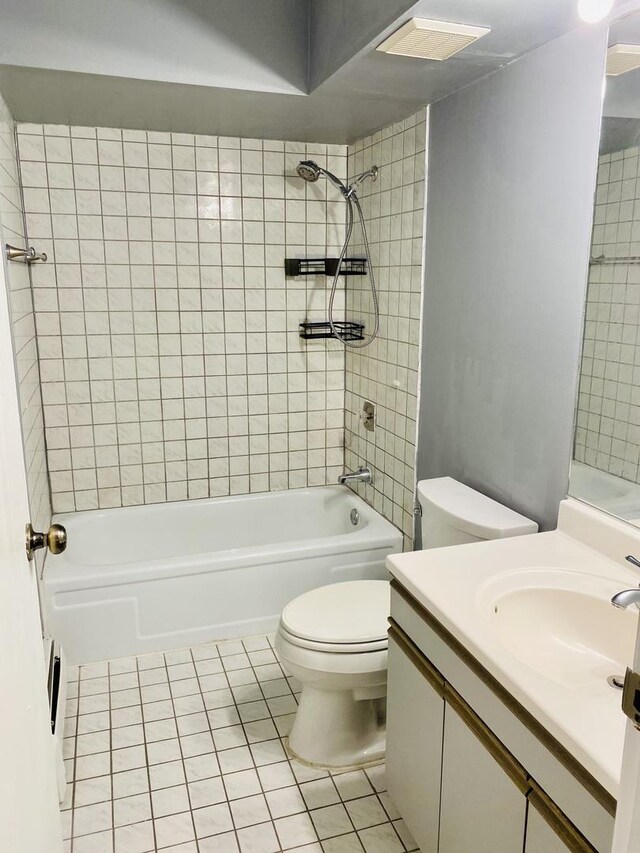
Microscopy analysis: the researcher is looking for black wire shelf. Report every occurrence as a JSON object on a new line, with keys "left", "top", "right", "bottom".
{"left": 285, "top": 258, "right": 368, "bottom": 277}
{"left": 299, "top": 321, "right": 365, "bottom": 341}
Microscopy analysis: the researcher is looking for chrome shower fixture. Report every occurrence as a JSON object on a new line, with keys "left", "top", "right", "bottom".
{"left": 296, "top": 159, "right": 380, "bottom": 348}
{"left": 296, "top": 160, "right": 378, "bottom": 198}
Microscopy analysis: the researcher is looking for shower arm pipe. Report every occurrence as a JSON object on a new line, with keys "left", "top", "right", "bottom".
{"left": 345, "top": 166, "right": 379, "bottom": 197}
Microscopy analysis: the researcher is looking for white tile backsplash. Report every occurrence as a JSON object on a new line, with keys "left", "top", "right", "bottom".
{"left": 344, "top": 111, "right": 427, "bottom": 547}
{"left": 18, "top": 123, "right": 348, "bottom": 511}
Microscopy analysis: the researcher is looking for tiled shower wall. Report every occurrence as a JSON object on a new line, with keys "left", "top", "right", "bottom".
{"left": 17, "top": 124, "right": 347, "bottom": 511}
{"left": 575, "top": 146, "right": 640, "bottom": 483}
{"left": 0, "top": 96, "right": 50, "bottom": 534}
{"left": 344, "top": 110, "right": 427, "bottom": 546}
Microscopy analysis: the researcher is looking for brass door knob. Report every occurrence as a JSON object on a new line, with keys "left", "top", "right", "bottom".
{"left": 25, "top": 522, "right": 67, "bottom": 561}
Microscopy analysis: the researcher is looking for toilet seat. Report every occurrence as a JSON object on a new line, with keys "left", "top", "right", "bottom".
{"left": 279, "top": 580, "right": 389, "bottom": 653}
{"left": 278, "top": 624, "right": 388, "bottom": 654}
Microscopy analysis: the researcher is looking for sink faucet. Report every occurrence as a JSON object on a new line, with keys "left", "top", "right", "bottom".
{"left": 338, "top": 466, "right": 372, "bottom": 486}
{"left": 611, "top": 555, "right": 640, "bottom": 609}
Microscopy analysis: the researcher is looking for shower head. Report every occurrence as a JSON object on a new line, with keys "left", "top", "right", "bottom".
{"left": 296, "top": 159, "right": 379, "bottom": 200}
{"left": 296, "top": 160, "right": 322, "bottom": 182}
{"left": 296, "top": 160, "right": 349, "bottom": 196}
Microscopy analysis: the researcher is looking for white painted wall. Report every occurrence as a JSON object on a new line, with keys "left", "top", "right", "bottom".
{"left": 417, "top": 24, "right": 608, "bottom": 531}
{"left": 0, "top": 0, "right": 308, "bottom": 95}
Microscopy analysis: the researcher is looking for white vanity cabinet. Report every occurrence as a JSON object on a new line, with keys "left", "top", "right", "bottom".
{"left": 524, "top": 785, "right": 597, "bottom": 853}
{"left": 387, "top": 580, "right": 614, "bottom": 853}
{"left": 387, "top": 631, "right": 444, "bottom": 853}
{"left": 439, "top": 696, "right": 528, "bottom": 853}
{"left": 525, "top": 806, "right": 574, "bottom": 853}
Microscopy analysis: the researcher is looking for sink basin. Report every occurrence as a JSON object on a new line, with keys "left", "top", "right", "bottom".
{"left": 482, "top": 569, "right": 638, "bottom": 690}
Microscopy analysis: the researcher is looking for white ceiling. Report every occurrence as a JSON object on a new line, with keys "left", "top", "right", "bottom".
{"left": 0, "top": 0, "right": 628, "bottom": 142}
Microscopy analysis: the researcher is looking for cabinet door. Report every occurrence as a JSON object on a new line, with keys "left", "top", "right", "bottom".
{"left": 439, "top": 693, "right": 528, "bottom": 853}
{"left": 525, "top": 786, "right": 599, "bottom": 853}
{"left": 525, "top": 808, "right": 576, "bottom": 853}
{"left": 387, "top": 627, "right": 445, "bottom": 853}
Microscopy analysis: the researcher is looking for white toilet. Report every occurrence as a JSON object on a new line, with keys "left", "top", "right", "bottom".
{"left": 275, "top": 477, "right": 538, "bottom": 769}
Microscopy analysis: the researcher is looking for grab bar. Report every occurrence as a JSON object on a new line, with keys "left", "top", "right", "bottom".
{"left": 5, "top": 244, "right": 47, "bottom": 263}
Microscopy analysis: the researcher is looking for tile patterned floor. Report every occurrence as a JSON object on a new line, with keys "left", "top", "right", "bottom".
{"left": 61, "top": 634, "right": 419, "bottom": 853}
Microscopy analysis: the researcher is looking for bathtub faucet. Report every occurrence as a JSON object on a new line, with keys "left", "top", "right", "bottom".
{"left": 338, "top": 466, "right": 372, "bottom": 486}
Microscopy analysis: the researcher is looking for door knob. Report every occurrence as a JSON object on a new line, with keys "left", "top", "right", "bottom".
{"left": 25, "top": 523, "right": 67, "bottom": 561}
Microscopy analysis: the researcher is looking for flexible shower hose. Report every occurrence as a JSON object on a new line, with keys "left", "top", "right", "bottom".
{"left": 328, "top": 192, "right": 379, "bottom": 348}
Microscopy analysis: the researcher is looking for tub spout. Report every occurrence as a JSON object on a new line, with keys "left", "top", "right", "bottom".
{"left": 338, "top": 466, "right": 372, "bottom": 486}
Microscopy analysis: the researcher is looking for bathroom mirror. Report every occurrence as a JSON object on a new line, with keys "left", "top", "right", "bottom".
{"left": 570, "top": 10, "right": 640, "bottom": 525}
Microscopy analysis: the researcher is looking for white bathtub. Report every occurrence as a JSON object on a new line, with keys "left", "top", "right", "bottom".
{"left": 43, "top": 486, "right": 402, "bottom": 664}
{"left": 570, "top": 460, "right": 640, "bottom": 523}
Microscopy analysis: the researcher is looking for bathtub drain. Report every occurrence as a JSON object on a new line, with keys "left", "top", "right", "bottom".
{"left": 350, "top": 508, "right": 360, "bottom": 526}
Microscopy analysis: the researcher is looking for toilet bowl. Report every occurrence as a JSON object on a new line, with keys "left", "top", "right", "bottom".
{"left": 276, "top": 477, "right": 539, "bottom": 770}
{"left": 275, "top": 580, "right": 389, "bottom": 770}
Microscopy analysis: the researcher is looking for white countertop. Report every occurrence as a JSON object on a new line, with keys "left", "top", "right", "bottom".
{"left": 387, "top": 519, "right": 640, "bottom": 798}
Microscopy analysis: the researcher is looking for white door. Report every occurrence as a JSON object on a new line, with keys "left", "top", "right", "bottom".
{"left": 0, "top": 256, "right": 63, "bottom": 850}
{"left": 612, "top": 622, "right": 640, "bottom": 851}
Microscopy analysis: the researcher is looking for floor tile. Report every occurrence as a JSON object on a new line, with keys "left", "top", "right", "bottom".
{"left": 345, "top": 796, "right": 388, "bottom": 830}
{"left": 310, "top": 804, "right": 353, "bottom": 840}
{"left": 113, "top": 767, "right": 150, "bottom": 799}
{"left": 150, "top": 760, "right": 187, "bottom": 791}
{"left": 73, "top": 801, "right": 113, "bottom": 837}
{"left": 333, "top": 772, "right": 373, "bottom": 802}
{"left": 229, "top": 793, "right": 270, "bottom": 828}
{"left": 358, "top": 823, "right": 404, "bottom": 853}
{"left": 235, "top": 821, "right": 280, "bottom": 853}
{"left": 72, "top": 829, "right": 115, "bottom": 853}
{"left": 198, "top": 830, "right": 240, "bottom": 852}
{"left": 74, "top": 775, "right": 112, "bottom": 807}
{"left": 300, "top": 779, "right": 340, "bottom": 810}
{"left": 188, "top": 776, "right": 227, "bottom": 808}
{"left": 192, "top": 802, "right": 234, "bottom": 838}
{"left": 321, "top": 833, "right": 365, "bottom": 852}
{"left": 274, "top": 812, "right": 318, "bottom": 848}
{"left": 152, "top": 784, "right": 191, "bottom": 818}
{"left": 63, "top": 634, "right": 411, "bottom": 853}
{"left": 114, "top": 819, "right": 155, "bottom": 853}
{"left": 154, "top": 811, "right": 196, "bottom": 848}
{"left": 265, "top": 785, "right": 306, "bottom": 818}
{"left": 113, "top": 792, "right": 153, "bottom": 828}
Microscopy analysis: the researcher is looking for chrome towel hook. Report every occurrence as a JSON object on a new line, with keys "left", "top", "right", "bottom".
{"left": 5, "top": 244, "right": 47, "bottom": 263}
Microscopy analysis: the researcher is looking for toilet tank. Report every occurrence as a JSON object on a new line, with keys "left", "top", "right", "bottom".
{"left": 417, "top": 477, "right": 538, "bottom": 549}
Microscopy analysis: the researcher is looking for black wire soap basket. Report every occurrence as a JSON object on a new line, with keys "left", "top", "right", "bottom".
{"left": 285, "top": 258, "right": 368, "bottom": 277}
{"left": 299, "top": 321, "right": 365, "bottom": 341}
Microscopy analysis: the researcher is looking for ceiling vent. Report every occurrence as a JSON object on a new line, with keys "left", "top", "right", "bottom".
{"left": 376, "top": 17, "right": 491, "bottom": 61}
{"left": 606, "top": 44, "right": 640, "bottom": 76}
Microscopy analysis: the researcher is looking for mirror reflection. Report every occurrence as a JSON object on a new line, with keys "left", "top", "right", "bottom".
{"left": 571, "top": 11, "right": 640, "bottom": 525}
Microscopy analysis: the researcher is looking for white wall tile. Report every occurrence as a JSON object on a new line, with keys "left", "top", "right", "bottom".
{"left": 19, "top": 123, "right": 348, "bottom": 510}
{"left": 344, "top": 110, "right": 427, "bottom": 548}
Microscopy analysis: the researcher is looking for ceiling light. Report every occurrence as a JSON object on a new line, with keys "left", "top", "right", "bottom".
{"left": 577, "top": 0, "right": 615, "bottom": 24}
{"left": 376, "top": 18, "right": 491, "bottom": 62}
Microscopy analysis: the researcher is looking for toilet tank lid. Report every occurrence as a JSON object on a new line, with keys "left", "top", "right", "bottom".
{"left": 417, "top": 477, "right": 538, "bottom": 539}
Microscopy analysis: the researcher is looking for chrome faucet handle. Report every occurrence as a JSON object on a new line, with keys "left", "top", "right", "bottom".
{"left": 626, "top": 555, "right": 640, "bottom": 570}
